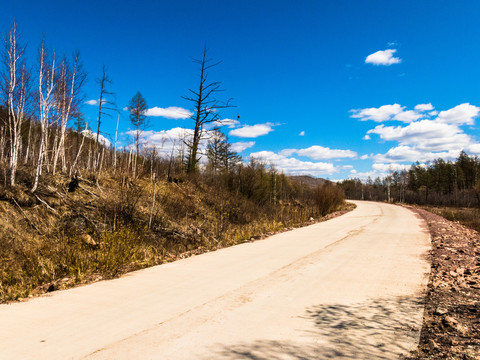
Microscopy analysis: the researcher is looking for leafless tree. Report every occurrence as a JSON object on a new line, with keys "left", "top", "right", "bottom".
{"left": 93, "top": 65, "right": 115, "bottom": 171}
{"left": 182, "top": 44, "right": 233, "bottom": 174}
{"left": 113, "top": 111, "right": 120, "bottom": 173}
{"left": 69, "top": 121, "right": 88, "bottom": 177}
{"left": 1, "top": 22, "right": 30, "bottom": 185}
{"left": 31, "top": 39, "right": 56, "bottom": 193}
{"left": 51, "top": 52, "right": 86, "bottom": 175}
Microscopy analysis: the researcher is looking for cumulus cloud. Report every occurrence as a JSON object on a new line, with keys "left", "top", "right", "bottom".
{"left": 350, "top": 104, "right": 404, "bottom": 122}
{"left": 287, "top": 145, "right": 357, "bottom": 160}
{"left": 373, "top": 146, "right": 461, "bottom": 163}
{"left": 367, "top": 120, "right": 471, "bottom": 152}
{"left": 469, "top": 143, "right": 480, "bottom": 154}
{"left": 372, "top": 162, "right": 414, "bottom": 173}
{"left": 231, "top": 141, "right": 255, "bottom": 152}
{"left": 393, "top": 110, "right": 423, "bottom": 123}
{"left": 353, "top": 102, "right": 480, "bottom": 177}
{"left": 249, "top": 151, "right": 336, "bottom": 176}
{"left": 81, "top": 130, "right": 111, "bottom": 147}
{"left": 414, "top": 103, "right": 434, "bottom": 112}
{"left": 365, "top": 49, "right": 401, "bottom": 66}
{"left": 436, "top": 103, "right": 480, "bottom": 125}
{"left": 209, "top": 118, "right": 240, "bottom": 129}
{"left": 124, "top": 127, "right": 198, "bottom": 157}
{"left": 299, "top": 131, "right": 305, "bottom": 136}
{"left": 145, "top": 106, "right": 193, "bottom": 119}
{"left": 363, "top": 134, "right": 371, "bottom": 140}
{"left": 279, "top": 149, "right": 297, "bottom": 157}
{"left": 85, "top": 99, "right": 107, "bottom": 106}
{"left": 229, "top": 123, "right": 274, "bottom": 138}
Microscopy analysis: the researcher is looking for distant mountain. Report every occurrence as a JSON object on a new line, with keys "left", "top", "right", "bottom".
{"left": 289, "top": 175, "right": 327, "bottom": 189}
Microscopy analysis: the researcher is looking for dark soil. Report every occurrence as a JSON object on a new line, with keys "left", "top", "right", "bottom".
{"left": 406, "top": 207, "right": 480, "bottom": 360}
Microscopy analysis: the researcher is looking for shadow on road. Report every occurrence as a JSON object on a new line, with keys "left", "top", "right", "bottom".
{"left": 207, "top": 296, "right": 424, "bottom": 359}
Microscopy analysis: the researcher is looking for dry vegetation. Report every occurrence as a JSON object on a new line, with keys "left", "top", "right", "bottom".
{"left": 421, "top": 206, "right": 480, "bottom": 233}
{"left": 0, "top": 170, "right": 347, "bottom": 303}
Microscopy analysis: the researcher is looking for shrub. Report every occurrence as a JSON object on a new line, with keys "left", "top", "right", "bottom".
{"left": 314, "top": 182, "right": 345, "bottom": 216}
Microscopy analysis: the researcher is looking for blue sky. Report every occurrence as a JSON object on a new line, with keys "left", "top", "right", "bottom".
{"left": 3, "top": 0, "right": 480, "bottom": 180}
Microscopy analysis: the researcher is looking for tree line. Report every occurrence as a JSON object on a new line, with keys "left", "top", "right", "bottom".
{"left": 339, "top": 151, "right": 480, "bottom": 207}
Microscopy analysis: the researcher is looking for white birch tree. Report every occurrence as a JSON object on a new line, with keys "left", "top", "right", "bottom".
{"left": 51, "top": 52, "right": 86, "bottom": 175}
{"left": 1, "top": 22, "right": 29, "bottom": 186}
{"left": 31, "top": 39, "right": 56, "bottom": 192}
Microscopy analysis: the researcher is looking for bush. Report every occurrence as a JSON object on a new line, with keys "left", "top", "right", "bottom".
{"left": 314, "top": 182, "right": 345, "bottom": 216}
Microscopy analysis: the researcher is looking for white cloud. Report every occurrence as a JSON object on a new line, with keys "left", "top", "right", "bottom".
{"left": 125, "top": 127, "right": 196, "bottom": 157}
{"left": 360, "top": 154, "right": 369, "bottom": 160}
{"left": 373, "top": 146, "right": 461, "bottom": 163}
{"left": 436, "top": 103, "right": 480, "bottom": 125}
{"left": 293, "top": 145, "right": 357, "bottom": 160}
{"left": 365, "top": 49, "right": 401, "bottom": 66}
{"left": 279, "top": 149, "right": 297, "bottom": 157}
{"left": 414, "top": 103, "right": 434, "bottom": 112}
{"left": 299, "top": 131, "right": 305, "bottom": 136}
{"left": 209, "top": 118, "right": 240, "bottom": 129}
{"left": 146, "top": 106, "right": 193, "bottom": 119}
{"left": 229, "top": 123, "right": 274, "bottom": 138}
{"left": 231, "top": 141, "right": 255, "bottom": 152}
{"left": 363, "top": 134, "right": 371, "bottom": 140}
{"left": 393, "top": 110, "right": 423, "bottom": 123}
{"left": 357, "top": 102, "right": 480, "bottom": 166}
{"left": 350, "top": 104, "right": 404, "bottom": 122}
{"left": 249, "top": 151, "right": 336, "bottom": 176}
{"left": 367, "top": 120, "right": 471, "bottom": 152}
{"left": 348, "top": 170, "right": 383, "bottom": 180}
{"left": 351, "top": 103, "right": 431, "bottom": 123}
{"left": 85, "top": 99, "right": 107, "bottom": 106}
{"left": 469, "top": 143, "right": 480, "bottom": 154}
{"left": 81, "top": 130, "right": 111, "bottom": 147}
{"left": 372, "top": 162, "right": 412, "bottom": 173}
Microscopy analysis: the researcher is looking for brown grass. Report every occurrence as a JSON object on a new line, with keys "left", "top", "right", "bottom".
{"left": 422, "top": 206, "right": 480, "bottom": 232}
{"left": 0, "top": 173, "right": 347, "bottom": 303}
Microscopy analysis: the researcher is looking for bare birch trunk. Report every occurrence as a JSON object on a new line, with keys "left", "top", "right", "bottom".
{"left": 31, "top": 41, "right": 55, "bottom": 193}
{"left": 113, "top": 112, "right": 119, "bottom": 173}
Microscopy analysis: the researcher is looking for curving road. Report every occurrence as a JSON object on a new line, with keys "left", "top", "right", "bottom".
{"left": 0, "top": 201, "right": 431, "bottom": 359}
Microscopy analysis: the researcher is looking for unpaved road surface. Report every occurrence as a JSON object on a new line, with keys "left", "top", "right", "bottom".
{"left": 0, "top": 201, "right": 430, "bottom": 359}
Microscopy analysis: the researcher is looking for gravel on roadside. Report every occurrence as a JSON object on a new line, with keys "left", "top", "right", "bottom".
{"left": 405, "top": 207, "right": 480, "bottom": 360}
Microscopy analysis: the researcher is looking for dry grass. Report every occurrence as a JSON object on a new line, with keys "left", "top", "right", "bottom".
{"left": 422, "top": 206, "right": 480, "bottom": 232}
{"left": 0, "top": 172, "right": 347, "bottom": 303}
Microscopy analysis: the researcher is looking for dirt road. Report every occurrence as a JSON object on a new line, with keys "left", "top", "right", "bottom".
{"left": 0, "top": 201, "right": 430, "bottom": 359}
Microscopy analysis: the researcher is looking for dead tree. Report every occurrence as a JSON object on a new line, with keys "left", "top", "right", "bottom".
{"left": 127, "top": 91, "right": 147, "bottom": 177}
{"left": 93, "top": 65, "right": 114, "bottom": 171}
{"left": 113, "top": 111, "right": 120, "bottom": 173}
{"left": 182, "top": 44, "right": 233, "bottom": 174}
